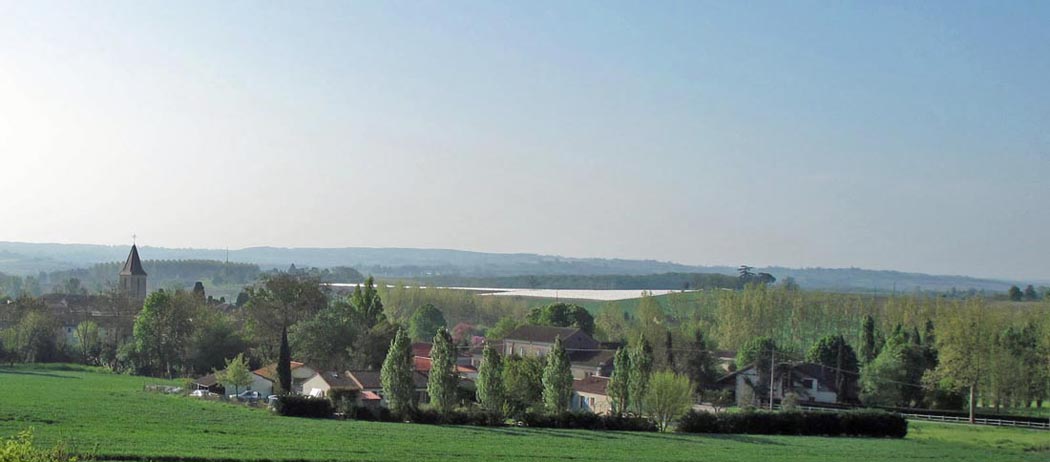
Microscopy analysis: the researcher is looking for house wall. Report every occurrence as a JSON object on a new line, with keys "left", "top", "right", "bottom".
{"left": 570, "top": 392, "right": 612, "bottom": 415}
{"left": 224, "top": 374, "right": 273, "bottom": 397}
{"left": 301, "top": 374, "right": 332, "bottom": 398}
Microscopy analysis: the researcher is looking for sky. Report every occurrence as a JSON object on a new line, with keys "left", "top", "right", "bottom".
{"left": 1, "top": 1, "right": 1048, "bottom": 280}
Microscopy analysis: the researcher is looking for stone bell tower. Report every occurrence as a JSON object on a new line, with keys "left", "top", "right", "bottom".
{"left": 119, "top": 244, "right": 148, "bottom": 302}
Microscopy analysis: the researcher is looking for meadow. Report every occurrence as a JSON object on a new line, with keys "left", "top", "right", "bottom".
{"left": 1, "top": 364, "right": 1047, "bottom": 462}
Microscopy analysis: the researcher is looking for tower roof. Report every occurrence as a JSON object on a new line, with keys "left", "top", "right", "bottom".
{"left": 120, "top": 244, "right": 147, "bottom": 276}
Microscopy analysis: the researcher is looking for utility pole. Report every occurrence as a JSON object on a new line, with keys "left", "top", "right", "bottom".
{"left": 769, "top": 347, "right": 776, "bottom": 410}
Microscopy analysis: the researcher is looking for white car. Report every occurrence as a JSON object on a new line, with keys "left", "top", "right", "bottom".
{"left": 229, "top": 390, "right": 262, "bottom": 401}
{"left": 189, "top": 389, "right": 216, "bottom": 398}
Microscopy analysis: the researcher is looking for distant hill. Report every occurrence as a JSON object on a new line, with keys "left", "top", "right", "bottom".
{"left": 0, "top": 241, "right": 1030, "bottom": 293}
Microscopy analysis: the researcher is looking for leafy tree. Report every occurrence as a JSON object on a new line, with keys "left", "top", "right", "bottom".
{"left": 381, "top": 328, "right": 415, "bottom": 415}
{"left": 243, "top": 272, "right": 328, "bottom": 361}
{"left": 930, "top": 299, "right": 991, "bottom": 423}
{"left": 628, "top": 334, "right": 654, "bottom": 414}
{"left": 131, "top": 290, "right": 198, "bottom": 377}
{"left": 502, "top": 355, "right": 543, "bottom": 415}
{"left": 216, "top": 353, "right": 253, "bottom": 395}
{"left": 289, "top": 300, "right": 357, "bottom": 371}
{"left": 234, "top": 291, "right": 249, "bottom": 307}
{"left": 427, "top": 328, "right": 459, "bottom": 412}
{"left": 645, "top": 371, "right": 694, "bottom": 432}
{"left": 806, "top": 335, "right": 859, "bottom": 402}
{"left": 187, "top": 312, "right": 246, "bottom": 375}
{"left": 350, "top": 320, "right": 399, "bottom": 370}
{"left": 1008, "top": 285, "right": 1023, "bottom": 302}
{"left": 607, "top": 347, "right": 631, "bottom": 416}
{"left": 408, "top": 304, "right": 447, "bottom": 341}
{"left": 73, "top": 321, "right": 102, "bottom": 365}
{"left": 351, "top": 276, "right": 385, "bottom": 328}
{"left": 594, "top": 306, "right": 629, "bottom": 342}
{"left": 475, "top": 343, "right": 505, "bottom": 412}
{"left": 541, "top": 337, "right": 573, "bottom": 413}
{"left": 277, "top": 326, "right": 291, "bottom": 394}
{"left": 2, "top": 309, "right": 60, "bottom": 364}
{"left": 526, "top": 303, "right": 595, "bottom": 336}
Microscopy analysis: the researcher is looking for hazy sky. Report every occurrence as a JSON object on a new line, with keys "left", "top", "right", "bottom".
{"left": 1, "top": 1, "right": 1048, "bottom": 280}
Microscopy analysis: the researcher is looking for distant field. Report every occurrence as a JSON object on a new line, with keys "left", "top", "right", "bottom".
{"left": 1, "top": 365, "right": 1047, "bottom": 462}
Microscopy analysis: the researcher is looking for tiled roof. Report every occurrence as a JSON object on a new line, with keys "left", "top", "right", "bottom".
{"left": 316, "top": 370, "right": 357, "bottom": 388}
{"left": 253, "top": 361, "right": 306, "bottom": 381}
{"left": 504, "top": 325, "right": 581, "bottom": 343}
{"left": 347, "top": 370, "right": 428, "bottom": 389}
{"left": 194, "top": 373, "right": 219, "bottom": 387}
{"left": 411, "top": 342, "right": 433, "bottom": 358}
{"left": 573, "top": 376, "right": 610, "bottom": 396}
{"left": 568, "top": 349, "right": 615, "bottom": 368}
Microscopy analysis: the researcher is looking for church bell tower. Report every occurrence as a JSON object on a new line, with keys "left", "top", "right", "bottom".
{"left": 119, "top": 244, "right": 148, "bottom": 301}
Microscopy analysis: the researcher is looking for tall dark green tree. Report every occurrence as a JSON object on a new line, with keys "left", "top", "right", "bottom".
{"left": 681, "top": 330, "right": 718, "bottom": 391}
{"left": 628, "top": 334, "right": 654, "bottom": 414}
{"left": 381, "top": 328, "right": 415, "bottom": 415}
{"left": 1008, "top": 285, "right": 1023, "bottom": 302}
{"left": 806, "top": 335, "right": 859, "bottom": 402}
{"left": 277, "top": 325, "right": 291, "bottom": 394}
{"left": 427, "top": 328, "right": 459, "bottom": 412}
{"left": 502, "top": 355, "right": 543, "bottom": 415}
{"left": 608, "top": 347, "right": 631, "bottom": 416}
{"left": 1023, "top": 285, "right": 1038, "bottom": 301}
{"left": 475, "top": 343, "right": 505, "bottom": 412}
{"left": 541, "top": 337, "right": 573, "bottom": 413}
{"left": 860, "top": 315, "right": 878, "bottom": 364}
{"left": 664, "top": 330, "right": 675, "bottom": 372}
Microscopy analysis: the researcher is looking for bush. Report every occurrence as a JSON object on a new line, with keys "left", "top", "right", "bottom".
{"left": 519, "top": 411, "right": 657, "bottom": 432}
{"left": 0, "top": 429, "right": 83, "bottom": 462}
{"left": 400, "top": 407, "right": 505, "bottom": 427}
{"left": 272, "top": 395, "right": 333, "bottom": 419}
{"left": 677, "top": 410, "right": 906, "bottom": 438}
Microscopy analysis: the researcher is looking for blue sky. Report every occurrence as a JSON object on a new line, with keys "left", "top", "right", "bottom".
{"left": 0, "top": 1, "right": 1047, "bottom": 280}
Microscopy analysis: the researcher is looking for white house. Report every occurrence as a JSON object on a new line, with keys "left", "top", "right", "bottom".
{"left": 570, "top": 375, "right": 613, "bottom": 415}
{"left": 718, "top": 362, "right": 841, "bottom": 406}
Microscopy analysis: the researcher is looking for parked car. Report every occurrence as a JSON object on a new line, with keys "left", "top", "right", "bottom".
{"left": 229, "top": 390, "right": 261, "bottom": 401}
{"left": 189, "top": 389, "right": 217, "bottom": 398}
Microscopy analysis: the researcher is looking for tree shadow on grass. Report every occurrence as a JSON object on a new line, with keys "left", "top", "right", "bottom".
{"left": 0, "top": 369, "right": 78, "bottom": 379}
{"left": 460, "top": 426, "right": 624, "bottom": 442}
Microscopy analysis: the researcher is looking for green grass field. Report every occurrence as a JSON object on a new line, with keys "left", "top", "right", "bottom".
{"left": 1, "top": 364, "right": 1047, "bottom": 462}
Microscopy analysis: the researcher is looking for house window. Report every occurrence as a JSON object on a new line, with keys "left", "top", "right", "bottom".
{"left": 802, "top": 378, "right": 815, "bottom": 390}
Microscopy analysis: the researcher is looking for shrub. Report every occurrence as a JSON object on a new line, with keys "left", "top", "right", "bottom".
{"left": 0, "top": 429, "right": 83, "bottom": 462}
{"left": 272, "top": 395, "right": 333, "bottom": 418}
{"left": 519, "top": 411, "right": 656, "bottom": 432}
{"left": 400, "top": 407, "right": 505, "bottom": 427}
{"left": 677, "top": 410, "right": 906, "bottom": 438}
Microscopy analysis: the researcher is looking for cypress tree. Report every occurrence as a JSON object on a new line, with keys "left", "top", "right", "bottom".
{"left": 628, "top": 334, "right": 654, "bottom": 414}
{"left": 277, "top": 325, "right": 292, "bottom": 394}
{"left": 664, "top": 330, "right": 675, "bottom": 372}
{"left": 608, "top": 347, "right": 631, "bottom": 416}
{"left": 475, "top": 343, "right": 505, "bottom": 412}
{"left": 860, "top": 315, "right": 877, "bottom": 364}
{"left": 427, "top": 327, "right": 459, "bottom": 413}
{"left": 381, "top": 328, "right": 415, "bottom": 415}
{"left": 541, "top": 337, "right": 573, "bottom": 413}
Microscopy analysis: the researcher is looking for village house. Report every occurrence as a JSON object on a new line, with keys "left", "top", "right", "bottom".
{"left": 717, "top": 362, "right": 843, "bottom": 406}
{"left": 570, "top": 375, "right": 613, "bottom": 415}
{"left": 344, "top": 370, "right": 430, "bottom": 407}
{"left": 500, "top": 325, "right": 615, "bottom": 378}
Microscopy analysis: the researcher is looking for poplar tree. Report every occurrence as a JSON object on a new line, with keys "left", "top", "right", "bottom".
{"left": 427, "top": 328, "right": 459, "bottom": 412}
{"left": 475, "top": 343, "right": 505, "bottom": 412}
{"left": 629, "top": 334, "right": 654, "bottom": 414}
{"left": 541, "top": 337, "right": 573, "bottom": 413}
{"left": 381, "top": 328, "right": 415, "bottom": 415}
{"left": 608, "top": 347, "right": 631, "bottom": 416}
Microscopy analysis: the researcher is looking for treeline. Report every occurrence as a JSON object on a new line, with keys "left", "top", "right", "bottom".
{"left": 0, "top": 260, "right": 262, "bottom": 297}
{"left": 409, "top": 272, "right": 742, "bottom": 290}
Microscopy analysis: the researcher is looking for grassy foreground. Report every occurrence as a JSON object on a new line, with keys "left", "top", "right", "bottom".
{"left": 0, "top": 365, "right": 1047, "bottom": 462}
